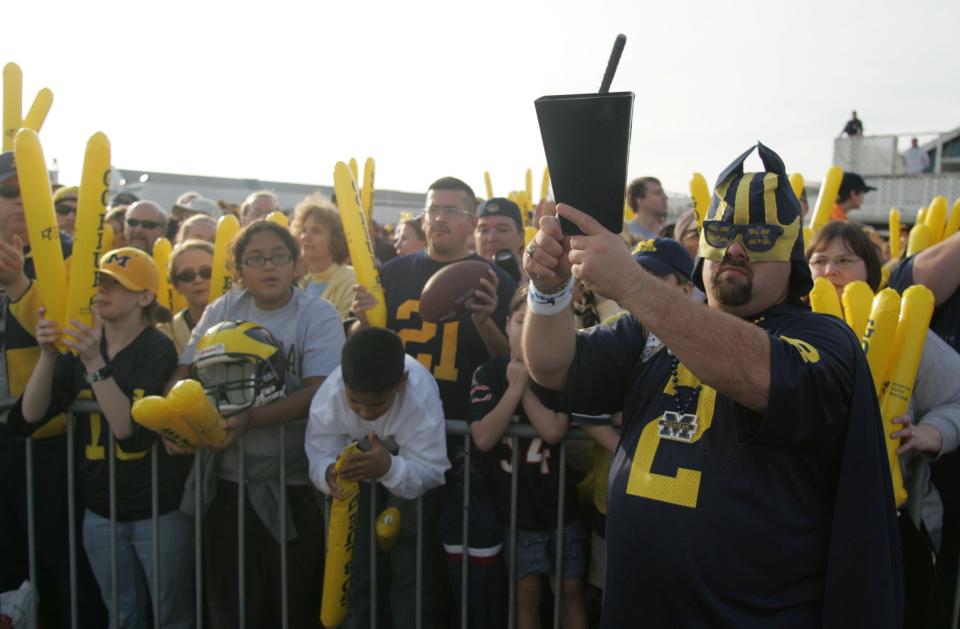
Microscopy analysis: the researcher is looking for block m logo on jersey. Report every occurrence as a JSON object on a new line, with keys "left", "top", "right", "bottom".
{"left": 657, "top": 411, "right": 698, "bottom": 443}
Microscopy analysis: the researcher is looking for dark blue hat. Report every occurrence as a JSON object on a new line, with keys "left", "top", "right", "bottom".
{"left": 477, "top": 197, "right": 523, "bottom": 232}
{"left": 0, "top": 152, "right": 16, "bottom": 182}
{"left": 632, "top": 238, "right": 693, "bottom": 281}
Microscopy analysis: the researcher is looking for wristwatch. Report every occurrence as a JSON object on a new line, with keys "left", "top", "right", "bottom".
{"left": 85, "top": 364, "right": 113, "bottom": 384}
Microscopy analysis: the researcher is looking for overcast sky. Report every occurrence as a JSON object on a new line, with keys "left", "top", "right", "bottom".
{"left": 5, "top": 0, "right": 959, "bottom": 202}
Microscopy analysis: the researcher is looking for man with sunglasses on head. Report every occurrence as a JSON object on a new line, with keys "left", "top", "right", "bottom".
{"left": 522, "top": 143, "right": 901, "bottom": 627}
{"left": 125, "top": 200, "right": 169, "bottom": 254}
{"left": 0, "top": 152, "right": 107, "bottom": 627}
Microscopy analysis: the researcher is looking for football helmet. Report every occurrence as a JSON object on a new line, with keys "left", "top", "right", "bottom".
{"left": 189, "top": 320, "right": 286, "bottom": 416}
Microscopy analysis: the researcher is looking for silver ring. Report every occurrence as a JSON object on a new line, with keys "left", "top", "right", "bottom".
{"left": 525, "top": 241, "right": 538, "bottom": 257}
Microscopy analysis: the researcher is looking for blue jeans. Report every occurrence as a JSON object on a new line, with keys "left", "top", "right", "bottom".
{"left": 83, "top": 509, "right": 194, "bottom": 629}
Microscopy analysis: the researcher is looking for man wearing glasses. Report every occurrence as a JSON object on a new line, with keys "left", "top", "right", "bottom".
{"left": 125, "top": 200, "right": 169, "bottom": 254}
{"left": 52, "top": 185, "right": 79, "bottom": 237}
{"left": 522, "top": 144, "right": 901, "bottom": 627}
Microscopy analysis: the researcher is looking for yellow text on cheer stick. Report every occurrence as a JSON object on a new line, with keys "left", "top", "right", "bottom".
{"left": 879, "top": 285, "right": 935, "bottom": 508}
{"left": 689, "top": 173, "right": 710, "bottom": 229}
{"left": 208, "top": 215, "right": 240, "bottom": 303}
{"left": 3, "top": 63, "right": 23, "bottom": 152}
{"left": 862, "top": 288, "right": 901, "bottom": 395}
{"left": 841, "top": 280, "right": 874, "bottom": 341}
{"left": 15, "top": 129, "right": 67, "bottom": 349}
{"left": 63, "top": 132, "right": 111, "bottom": 348}
{"left": 808, "top": 277, "right": 843, "bottom": 319}
{"left": 808, "top": 165, "right": 843, "bottom": 233}
{"left": 321, "top": 442, "right": 362, "bottom": 627}
{"left": 362, "top": 157, "right": 376, "bottom": 224}
{"left": 335, "top": 161, "right": 386, "bottom": 327}
{"left": 22, "top": 88, "right": 53, "bottom": 133}
{"left": 888, "top": 209, "right": 901, "bottom": 260}
{"left": 925, "top": 195, "right": 948, "bottom": 244}
{"left": 152, "top": 238, "right": 174, "bottom": 312}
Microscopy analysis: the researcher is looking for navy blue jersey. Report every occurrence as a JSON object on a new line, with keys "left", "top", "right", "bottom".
{"left": 889, "top": 256, "right": 960, "bottom": 352}
{"left": 469, "top": 355, "right": 578, "bottom": 531}
{"left": 561, "top": 304, "right": 901, "bottom": 628}
{"left": 380, "top": 250, "right": 516, "bottom": 422}
{"left": 8, "top": 327, "right": 190, "bottom": 521}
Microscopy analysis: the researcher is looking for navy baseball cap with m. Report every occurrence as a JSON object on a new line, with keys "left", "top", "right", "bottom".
{"left": 0, "top": 151, "right": 17, "bottom": 182}
{"left": 476, "top": 197, "right": 523, "bottom": 232}
{"left": 632, "top": 238, "right": 693, "bottom": 281}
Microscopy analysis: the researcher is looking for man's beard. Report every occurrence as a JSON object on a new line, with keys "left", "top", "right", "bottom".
{"left": 711, "top": 257, "right": 753, "bottom": 307}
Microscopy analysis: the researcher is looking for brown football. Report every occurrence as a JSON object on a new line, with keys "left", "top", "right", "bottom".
{"left": 420, "top": 260, "right": 491, "bottom": 323}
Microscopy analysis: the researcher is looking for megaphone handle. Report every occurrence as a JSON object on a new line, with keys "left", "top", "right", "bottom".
{"left": 599, "top": 34, "right": 627, "bottom": 94}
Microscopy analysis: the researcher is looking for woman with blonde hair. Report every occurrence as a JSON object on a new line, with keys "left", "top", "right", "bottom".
{"left": 158, "top": 239, "right": 215, "bottom": 354}
{"left": 290, "top": 193, "right": 356, "bottom": 319}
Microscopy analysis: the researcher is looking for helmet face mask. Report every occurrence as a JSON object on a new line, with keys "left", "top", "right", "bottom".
{"left": 189, "top": 321, "right": 286, "bottom": 416}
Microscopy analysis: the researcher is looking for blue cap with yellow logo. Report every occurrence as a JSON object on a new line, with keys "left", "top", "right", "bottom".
{"left": 632, "top": 238, "right": 693, "bottom": 281}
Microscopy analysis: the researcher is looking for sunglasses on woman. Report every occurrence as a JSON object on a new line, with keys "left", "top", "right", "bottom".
{"left": 173, "top": 267, "right": 213, "bottom": 283}
{"left": 0, "top": 185, "right": 21, "bottom": 200}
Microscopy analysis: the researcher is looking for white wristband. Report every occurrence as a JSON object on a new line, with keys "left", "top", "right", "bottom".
{"left": 527, "top": 277, "right": 574, "bottom": 316}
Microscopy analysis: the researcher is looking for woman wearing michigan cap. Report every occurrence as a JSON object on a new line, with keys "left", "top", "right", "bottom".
{"left": 8, "top": 247, "right": 194, "bottom": 629}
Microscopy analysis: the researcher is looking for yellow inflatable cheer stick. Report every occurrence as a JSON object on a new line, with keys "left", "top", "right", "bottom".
{"left": 484, "top": 171, "right": 493, "bottom": 199}
{"left": 361, "top": 157, "right": 375, "bottom": 223}
{"left": 524, "top": 226, "right": 537, "bottom": 248}
{"left": 22, "top": 88, "right": 53, "bottom": 133}
{"left": 348, "top": 157, "right": 359, "bottom": 183}
{"left": 102, "top": 224, "right": 115, "bottom": 251}
{"left": 841, "top": 280, "right": 874, "bottom": 341}
{"left": 540, "top": 167, "right": 550, "bottom": 201}
{"left": 525, "top": 169, "right": 533, "bottom": 208}
{"left": 266, "top": 211, "right": 288, "bottom": 228}
{"left": 623, "top": 199, "right": 634, "bottom": 223}
{"left": 376, "top": 507, "right": 401, "bottom": 551}
{"left": 166, "top": 379, "right": 227, "bottom": 445}
{"left": 862, "top": 288, "right": 901, "bottom": 394}
{"left": 64, "top": 132, "right": 111, "bottom": 346}
{"left": 321, "top": 442, "right": 362, "bottom": 627}
{"left": 888, "top": 209, "right": 901, "bottom": 260}
{"left": 335, "top": 161, "right": 386, "bottom": 328}
{"left": 3, "top": 63, "right": 22, "bottom": 152}
{"left": 131, "top": 396, "right": 202, "bottom": 449}
{"left": 802, "top": 226, "right": 813, "bottom": 250}
{"left": 516, "top": 191, "right": 530, "bottom": 227}
{"left": 152, "top": 238, "right": 174, "bottom": 311}
{"left": 809, "top": 277, "right": 843, "bottom": 319}
{"left": 945, "top": 199, "right": 960, "bottom": 239}
{"left": 208, "top": 214, "right": 240, "bottom": 303}
{"left": 14, "top": 129, "right": 67, "bottom": 349}
{"left": 906, "top": 223, "right": 931, "bottom": 257}
{"left": 916, "top": 208, "right": 927, "bottom": 226}
{"left": 789, "top": 173, "right": 805, "bottom": 201}
{"left": 925, "top": 195, "right": 948, "bottom": 244}
{"left": 879, "top": 285, "right": 935, "bottom": 507}
{"left": 808, "top": 165, "right": 843, "bottom": 232}
{"left": 689, "top": 172, "right": 710, "bottom": 228}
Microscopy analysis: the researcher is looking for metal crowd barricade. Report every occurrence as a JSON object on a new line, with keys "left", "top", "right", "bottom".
{"left": 9, "top": 397, "right": 948, "bottom": 628}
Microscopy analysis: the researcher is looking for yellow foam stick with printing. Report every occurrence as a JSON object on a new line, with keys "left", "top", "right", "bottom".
{"left": 22, "top": 88, "right": 53, "bottom": 133}
{"left": 689, "top": 172, "right": 710, "bottom": 229}
{"left": 906, "top": 223, "right": 931, "bottom": 257}
{"left": 879, "top": 285, "right": 935, "bottom": 507}
{"left": 63, "top": 132, "right": 111, "bottom": 348}
{"left": 361, "top": 157, "right": 375, "bottom": 224}
{"left": 376, "top": 506, "right": 401, "bottom": 551}
{"left": 266, "top": 211, "right": 288, "bottom": 228}
{"left": 166, "top": 379, "right": 227, "bottom": 446}
{"left": 809, "top": 277, "right": 843, "bottom": 319}
{"left": 484, "top": 171, "right": 493, "bottom": 199}
{"left": 152, "top": 238, "right": 174, "bottom": 311}
{"left": 945, "top": 199, "right": 960, "bottom": 239}
{"left": 841, "top": 280, "right": 874, "bottom": 341}
{"left": 321, "top": 442, "right": 362, "bottom": 627}
{"left": 209, "top": 214, "right": 240, "bottom": 303}
{"left": 540, "top": 167, "right": 550, "bottom": 201}
{"left": 131, "top": 396, "right": 202, "bottom": 449}
{"left": 808, "top": 165, "right": 843, "bottom": 233}
{"left": 3, "top": 63, "right": 22, "bottom": 152}
{"left": 888, "top": 209, "right": 901, "bottom": 260}
{"left": 14, "top": 129, "right": 67, "bottom": 350}
{"left": 925, "top": 196, "right": 948, "bottom": 244}
{"left": 334, "top": 161, "right": 386, "bottom": 327}
{"left": 862, "top": 288, "right": 901, "bottom": 394}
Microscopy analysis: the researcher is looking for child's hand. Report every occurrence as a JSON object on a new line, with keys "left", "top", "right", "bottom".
{"left": 326, "top": 463, "right": 344, "bottom": 499}
{"left": 339, "top": 432, "right": 392, "bottom": 482}
{"left": 506, "top": 359, "right": 530, "bottom": 390}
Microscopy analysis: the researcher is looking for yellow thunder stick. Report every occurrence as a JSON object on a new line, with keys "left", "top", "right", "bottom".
{"left": 525, "top": 169, "right": 533, "bottom": 208}
{"left": 540, "top": 167, "right": 550, "bottom": 201}
{"left": 689, "top": 172, "right": 710, "bottom": 229}
{"left": 862, "top": 288, "right": 901, "bottom": 394}
{"left": 916, "top": 208, "right": 927, "bottom": 226}
{"left": 376, "top": 507, "right": 401, "bottom": 551}
{"left": 809, "top": 277, "right": 843, "bottom": 319}
{"left": 925, "top": 195, "right": 948, "bottom": 244}
{"left": 879, "top": 285, "right": 935, "bottom": 507}
{"left": 102, "top": 224, "right": 115, "bottom": 251}
{"left": 63, "top": 132, "right": 111, "bottom": 347}
{"left": 623, "top": 199, "right": 634, "bottom": 223}
{"left": 888, "top": 209, "right": 901, "bottom": 260}
{"left": 789, "top": 173, "right": 804, "bottom": 201}
{"left": 22, "top": 88, "right": 53, "bottom": 133}
{"left": 166, "top": 379, "right": 226, "bottom": 446}
{"left": 945, "top": 198, "right": 960, "bottom": 239}
{"left": 334, "top": 161, "right": 386, "bottom": 327}
{"left": 808, "top": 165, "right": 843, "bottom": 233}
{"left": 208, "top": 214, "right": 240, "bottom": 303}
{"left": 348, "top": 157, "right": 359, "bottom": 183}
{"left": 172, "top": 280, "right": 187, "bottom": 315}
{"left": 524, "top": 226, "right": 537, "bottom": 248}
{"left": 484, "top": 171, "right": 493, "bottom": 199}
{"left": 14, "top": 129, "right": 67, "bottom": 349}
{"left": 131, "top": 396, "right": 202, "bottom": 449}
{"left": 361, "top": 157, "right": 375, "bottom": 224}
{"left": 3, "top": 63, "right": 22, "bottom": 152}
{"left": 321, "top": 442, "right": 362, "bottom": 627}
{"left": 152, "top": 238, "right": 174, "bottom": 311}
{"left": 906, "top": 223, "right": 931, "bottom": 257}
{"left": 266, "top": 211, "right": 288, "bottom": 228}
{"left": 841, "top": 280, "right": 874, "bottom": 341}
